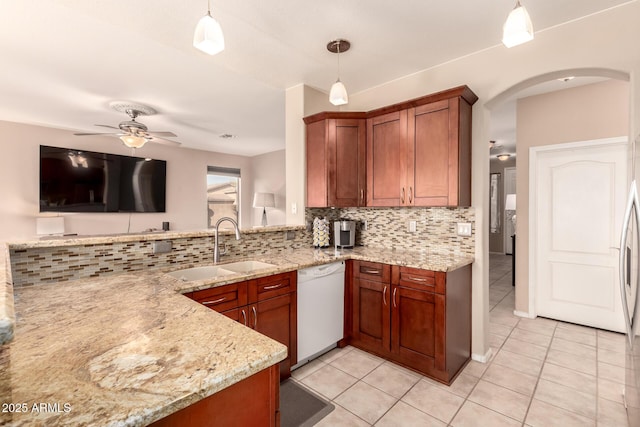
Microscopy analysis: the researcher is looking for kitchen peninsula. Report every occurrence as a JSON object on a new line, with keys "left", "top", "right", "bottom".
{"left": 0, "top": 226, "right": 473, "bottom": 426}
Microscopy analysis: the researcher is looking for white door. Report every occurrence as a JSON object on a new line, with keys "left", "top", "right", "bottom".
{"left": 504, "top": 167, "right": 516, "bottom": 254}
{"left": 532, "top": 138, "right": 627, "bottom": 332}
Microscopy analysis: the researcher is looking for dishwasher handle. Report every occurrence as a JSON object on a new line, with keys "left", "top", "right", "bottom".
{"left": 298, "top": 262, "right": 345, "bottom": 281}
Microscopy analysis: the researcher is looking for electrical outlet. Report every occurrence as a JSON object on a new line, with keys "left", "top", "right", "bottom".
{"left": 407, "top": 220, "right": 417, "bottom": 233}
{"left": 457, "top": 223, "right": 472, "bottom": 237}
{"left": 361, "top": 220, "right": 368, "bottom": 231}
{"left": 285, "top": 230, "right": 295, "bottom": 241}
{"left": 153, "top": 240, "right": 172, "bottom": 254}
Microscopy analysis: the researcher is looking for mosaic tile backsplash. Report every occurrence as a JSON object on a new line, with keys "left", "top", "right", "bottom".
{"left": 9, "top": 207, "right": 473, "bottom": 287}
{"left": 306, "top": 206, "right": 475, "bottom": 256}
{"left": 9, "top": 229, "right": 312, "bottom": 287}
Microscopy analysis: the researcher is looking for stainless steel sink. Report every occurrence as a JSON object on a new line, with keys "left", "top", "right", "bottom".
{"left": 220, "top": 260, "right": 275, "bottom": 273}
{"left": 166, "top": 266, "right": 235, "bottom": 281}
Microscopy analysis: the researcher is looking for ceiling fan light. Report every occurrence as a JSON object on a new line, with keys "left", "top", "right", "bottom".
{"left": 193, "top": 12, "right": 225, "bottom": 55}
{"left": 120, "top": 134, "right": 147, "bottom": 148}
{"left": 329, "top": 79, "right": 349, "bottom": 106}
{"left": 502, "top": 1, "right": 534, "bottom": 48}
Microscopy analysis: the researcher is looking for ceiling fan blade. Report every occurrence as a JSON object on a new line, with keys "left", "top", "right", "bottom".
{"left": 148, "top": 136, "right": 181, "bottom": 147}
{"left": 74, "top": 132, "right": 119, "bottom": 136}
{"left": 147, "top": 131, "right": 177, "bottom": 137}
{"left": 95, "top": 124, "right": 121, "bottom": 130}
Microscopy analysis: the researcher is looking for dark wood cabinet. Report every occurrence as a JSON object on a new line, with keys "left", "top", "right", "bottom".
{"left": 347, "top": 260, "right": 471, "bottom": 384}
{"left": 189, "top": 271, "right": 297, "bottom": 380}
{"left": 367, "top": 87, "right": 476, "bottom": 207}
{"left": 150, "top": 364, "right": 280, "bottom": 427}
{"left": 366, "top": 111, "right": 407, "bottom": 207}
{"left": 304, "top": 113, "right": 367, "bottom": 207}
{"left": 306, "top": 86, "right": 476, "bottom": 208}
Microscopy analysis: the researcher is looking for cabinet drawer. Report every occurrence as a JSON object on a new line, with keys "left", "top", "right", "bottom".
{"left": 354, "top": 261, "right": 390, "bottom": 283}
{"left": 393, "top": 266, "right": 444, "bottom": 294}
{"left": 251, "top": 271, "right": 297, "bottom": 302}
{"left": 190, "top": 282, "right": 248, "bottom": 312}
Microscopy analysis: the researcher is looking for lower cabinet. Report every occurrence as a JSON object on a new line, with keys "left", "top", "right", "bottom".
{"left": 189, "top": 271, "right": 297, "bottom": 380}
{"left": 349, "top": 260, "right": 471, "bottom": 384}
{"left": 149, "top": 364, "right": 280, "bottom": 427}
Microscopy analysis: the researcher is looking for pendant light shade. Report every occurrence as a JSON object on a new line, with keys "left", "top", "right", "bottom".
{"left": 327, "top": 39, "right": 350, "bottom": 106}
{"left": 502, "top": 0, "right": 534, "bottom": 48}
{"left": 330, "top": 79, "right": 349, "bottom": 106}
{"left": 194, "top": 2, "right": 225, "bottom": 55}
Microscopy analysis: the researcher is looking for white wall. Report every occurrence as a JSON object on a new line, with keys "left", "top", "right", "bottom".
{"left": 284, "top": 1, "right": 640, "bottom": 361}
{"left": 0, "top": 120, "right": 266, "bottom": 240}
{"left": 250, "top": 150, "right": 286, "bottom": 226}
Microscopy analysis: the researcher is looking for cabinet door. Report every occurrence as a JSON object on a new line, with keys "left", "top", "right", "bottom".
{"left": 252, "top": 292, "right": 297, "bottom": 380}
{"left": 351, "top": 277, "right": 390, "bottom": 354}
{"left": 328, "top": 119, "right": 366, "bottom": 207}
{"left": 391, "top": 285, "right": 445, "bottom": 373}
{"left": 306, "top": 119, "right": 328, "bottom": 207}
{"left": 367, "top": 110, "right": 408, "bottom": 207}
{"left": 407, "top": 100, "right": 454, "bottom": 206}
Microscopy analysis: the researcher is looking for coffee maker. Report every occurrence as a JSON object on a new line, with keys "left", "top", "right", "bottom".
{"left": 334, "top": 220, "right": 356, "bottom": 248}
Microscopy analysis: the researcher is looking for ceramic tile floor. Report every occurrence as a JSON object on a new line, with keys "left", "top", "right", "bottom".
{"left": 290, "top": 254, "right": 630, "bottom": 426}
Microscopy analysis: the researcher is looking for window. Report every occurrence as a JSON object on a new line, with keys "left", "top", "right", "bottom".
{"left": 207, "top": 166, "right": 240, "bottom": 229}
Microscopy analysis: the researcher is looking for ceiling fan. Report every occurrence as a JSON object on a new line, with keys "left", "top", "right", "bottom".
{"left": 74, "top": 101, "right": 181, "bottom": 149}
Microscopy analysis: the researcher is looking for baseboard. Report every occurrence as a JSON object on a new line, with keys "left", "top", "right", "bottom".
{"left": 513, "top": 310, "right": 535, "bottom": 319}
{"left": 471, "top": 347, "right": 493, "bottom": 364}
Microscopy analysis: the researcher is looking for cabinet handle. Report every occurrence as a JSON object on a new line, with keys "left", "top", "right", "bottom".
{"left": 252, "top": 306, "right": 258, "bottom": 328}
{"left": 264, "top": 283, "right": 284, "bottom": 290}
{"left": 383, "top": 286, "right": 387, "bottom": 306}
{"left": 201, "top": 296, "right": 226, "bottom": 305}
{"left": 393, "top": 288, "right": 398, "bottom": 308}
{"left": 361, "top": 189, "right": 364, "bottom": 204}
{"left": 362, "top": 269, "right": 381, "bottom": 275}
{"left": 407, "top": 276, "right": 427, "bottom": 282}
{"left": 241, "top": 309, "right": 247, "bottom": 326}
{"left": 409, "top": 187, "right": 413, "bottom": 204}
{"left": 401, "top": 187, "right": 405, "bottom": 204}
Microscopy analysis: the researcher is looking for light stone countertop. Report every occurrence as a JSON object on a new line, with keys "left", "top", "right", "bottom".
{"left": 0, "top": 245, "right": 473, "bottom": 426}
{"left": 5, "top": 225, "right": 306, "bottom": 249}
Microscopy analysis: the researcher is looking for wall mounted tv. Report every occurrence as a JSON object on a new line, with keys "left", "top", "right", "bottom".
{"left": 40, "top": 145, "right": 166, "bottom": 213}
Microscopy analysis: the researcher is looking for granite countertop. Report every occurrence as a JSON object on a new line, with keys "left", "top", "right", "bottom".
{"left": 0, "top": 245, "right": 473, "bottom": 426}
{"left": 5, "top": 225, "right": 306, "bottom": 249}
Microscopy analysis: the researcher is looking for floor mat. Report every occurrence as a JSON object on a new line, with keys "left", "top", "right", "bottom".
{"left": 280, "top": 379, "right": 335, "bottom": 427}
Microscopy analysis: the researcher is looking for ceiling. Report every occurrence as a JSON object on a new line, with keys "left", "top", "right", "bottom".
{"left": 0, "top": 0, "right": 632, "bottom": 156}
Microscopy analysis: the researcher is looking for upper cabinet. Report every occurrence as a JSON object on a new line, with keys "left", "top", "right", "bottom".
{"left": 368, "top": 86, "right": 476, "bottom": 207}
{"left": 304, "top": 85, "right": 477, "bottom": 208}
{"left": 304, "top": 113, "right": 367, "bottom": 207}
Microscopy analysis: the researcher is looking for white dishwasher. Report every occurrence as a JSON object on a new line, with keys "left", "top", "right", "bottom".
{"left": 293, "top": 261, "right": 345, "bottom": 369}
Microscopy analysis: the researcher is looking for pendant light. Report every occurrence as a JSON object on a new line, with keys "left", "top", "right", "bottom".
{"left": 502, "top": 0, "right": 534, "bottom": 48}
{"left": 193, "top": 0, "right": 225, "bottom": 55}
{"left": 327, "top": 39, "right": 350, "bottom": 106}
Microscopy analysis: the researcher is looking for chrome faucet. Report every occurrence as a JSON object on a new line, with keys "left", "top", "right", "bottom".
{"left": 214, "top": 217, "right": 241, "bottom": 263}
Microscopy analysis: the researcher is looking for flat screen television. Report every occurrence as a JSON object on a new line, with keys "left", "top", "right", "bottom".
{"left": 40, "top": 145, "right": 166, "bottom": 213}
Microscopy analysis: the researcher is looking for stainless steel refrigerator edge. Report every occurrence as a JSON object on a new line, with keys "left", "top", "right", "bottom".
{"left": 621, "top": 178, "right": 640, "bottom": 425}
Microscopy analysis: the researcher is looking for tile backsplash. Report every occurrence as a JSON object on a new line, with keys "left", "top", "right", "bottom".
{"left": 8, "top": 229, "right": 311, "bottom": 287}
{"left": 8, "top": 206, "right": 474, "bottom": 287}
{"left": 306, "top": 206, "right": 475, "bottom": 256}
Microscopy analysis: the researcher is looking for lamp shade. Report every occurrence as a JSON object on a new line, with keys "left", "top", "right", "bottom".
{"left": 329, "top": 79, "right": 348, "bottom": 106}
{"left": 502, "top": 1, "right": 534, "bottom": 48}
{"left": 505, "top": 194, "right": 517, "bottom": 211}
{"left": 193, "top": 12, "right": 225, "bottom": 55}
{"left": 253, "top": 192, "right": 275, "bottom": 208}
